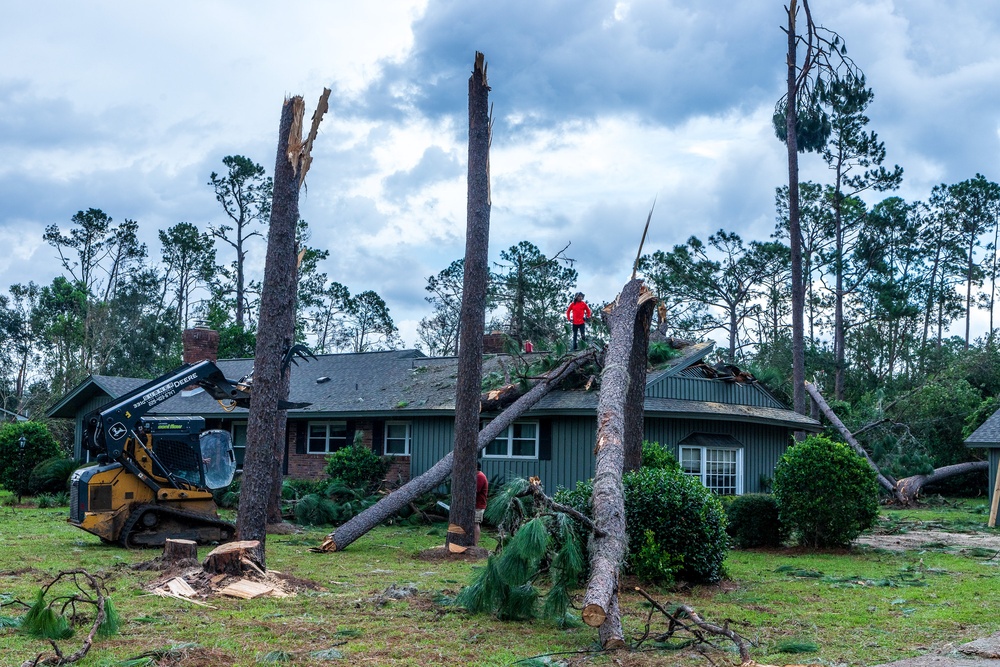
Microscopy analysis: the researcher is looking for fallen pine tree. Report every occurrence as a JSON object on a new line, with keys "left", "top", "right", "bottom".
{"left": 313, "top": 349, "right": 598, "bottom": 553}
{"left": 805, "top": 381, "right": 988, "bottom": 505}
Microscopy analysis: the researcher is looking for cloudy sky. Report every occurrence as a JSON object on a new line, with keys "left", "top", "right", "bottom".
{"left": 2, "top": 0, "right": 1000, "bottom": 348}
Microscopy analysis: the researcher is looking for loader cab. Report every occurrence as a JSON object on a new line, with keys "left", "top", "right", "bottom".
{"left": 143, "top": 417, "right": 237, "bottom": 490}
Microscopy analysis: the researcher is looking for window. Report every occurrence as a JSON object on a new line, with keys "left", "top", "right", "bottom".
{"left": 231, "top": 422, "right": 247, "bottom": 467}
{"left": 484, "top": 421, "right": 539, "bottom": 459}
{"left": 384, "top": 421, "right": 411, "bottom": 456}
{"left": 680, "top": 445, "right": 742, "bottom": 495}
{"left": 308, "top": 421, "right": 348, "bottom": 454}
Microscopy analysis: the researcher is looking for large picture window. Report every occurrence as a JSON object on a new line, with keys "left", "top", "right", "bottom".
{"left": 308, "top": 421, "right": 348, "bottom": 454}
{"left": 384, "top": 421, "right": 411, "bottom": 456}
{"left": 678, "top": 433, "right": 743, "bottom": 495}
{"left": 484, "top": 421, "right": 539, "bottom": 459}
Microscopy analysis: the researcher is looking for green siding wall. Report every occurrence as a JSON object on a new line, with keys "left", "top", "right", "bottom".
{"left": 646, "top": 376, "right": 782, "bottom": 409}
{"left": 409, "top": 415, "right": 791, "bottom": 495}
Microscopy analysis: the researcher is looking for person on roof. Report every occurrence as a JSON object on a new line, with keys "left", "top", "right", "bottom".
{"left": 566, "top": 292, "right": 592, "bottom": 350}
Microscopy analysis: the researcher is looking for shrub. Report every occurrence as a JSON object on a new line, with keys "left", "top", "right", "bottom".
{"left": 624, "top": 467, "right": 728, "bottom": 583}
{"left": 726, "top": 493, "right": 787, "bottom": 548}
{"left": 324, "top": 444, "right": 390, "bottom": 494}
{"left": 641, "top": 440, "right": 679, "bottom": 471}
{"left": 772, "top": 435, "right": 879, "bottom": 548}
{"left": 28, "top": 457, "right": 80, "bottom": 495}
{"left": 555, "top": 467, "right": 729, "bottom": 584}
{"left": 0, "top": 422, "right": 62, "bottom": 496}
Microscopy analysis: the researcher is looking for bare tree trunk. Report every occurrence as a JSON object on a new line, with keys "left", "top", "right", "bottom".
{"left": 623, "top": 297, "right": 656, "bottom": 473}
{"left": 316, "top": 350, "right": 597, "bottom": 552}
{"left": 266, "top": 369, "right": 291, "bottom": 525}
{"left": 805, "top": 382, "right": 901, "bottom": 501}
{"left": 583, "top": 279, "right": 646, "bottom": 648}
{"left": 786, "top": 1, "right": 807, "bottom": 419}
{"left": 447, "top": 52, "right": 492, "bottom": 552}
{"left": 896, "top": 461, "right": 988, "bottom": 503}
{"left": 237, "top": 91, "right": 329, "bottom": 566}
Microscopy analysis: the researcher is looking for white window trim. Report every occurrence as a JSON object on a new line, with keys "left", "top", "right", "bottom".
{"left": 384, "top": 421, "right": 412, "bottom": 456}
{"left": 307, "top": 420, "right": 348, "bottom": 454}
{"left": 680, "top": 446, "right": 743, "bottom": 495}
{"left": 482, "top": 420, "right": 540, "bottom": 460}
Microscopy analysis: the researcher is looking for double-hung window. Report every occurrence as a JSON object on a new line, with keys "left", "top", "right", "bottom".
{"left": 384, "top": 421, "right": 411, "bottom": 456}
{"left": 308, "top": 421, "right": 348, "bottom": 454}
{"left": 484, "top": 421, "right": 539, "bottom": 459}
{"left": 678, "top": 434, "right": 743, "bottom": 495}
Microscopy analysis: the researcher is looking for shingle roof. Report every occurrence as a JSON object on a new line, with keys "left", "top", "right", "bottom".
{"left": 966, "top": 408, "right": 1000, "bottom": 447}
{"left": 47, "top": 346, "right": 816, "bottom": 431}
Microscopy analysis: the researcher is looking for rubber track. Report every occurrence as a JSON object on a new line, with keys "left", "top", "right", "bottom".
{"left": 119, "top": 503, "right": 236, "bottom": 547}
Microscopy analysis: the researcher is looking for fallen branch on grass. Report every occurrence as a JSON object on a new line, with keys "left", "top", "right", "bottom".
{"left": 633, "top": 587, "right": 753, "bottom": 665}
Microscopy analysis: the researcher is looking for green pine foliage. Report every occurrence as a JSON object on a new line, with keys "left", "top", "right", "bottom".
{"left": 21, "top": 589, "right": 73, "bottom": 640}
{"left": 457, "top": 511, "right": 584, "bottom": 626}
{"left": 773, "top": 435, "right": 880, "bottom": 547}
{"left": 97, "top": 597, "right": 121, "bottom": 638}
{"left": 726, "top": 493, "right": 788, "bottom": 548}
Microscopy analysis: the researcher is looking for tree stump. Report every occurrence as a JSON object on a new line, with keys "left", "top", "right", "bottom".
{"left": 203, "top": 540, "right": 265, "bottom": 576}
{"left": 163, "top": 538, "right": 198, "bottom": 564}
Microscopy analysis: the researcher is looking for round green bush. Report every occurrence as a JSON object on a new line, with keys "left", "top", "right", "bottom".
{"left": 555, "top": 466, "right": 729, "bottom": 584}
{"left": 0, "top": 422, "right": 62, "bottom": 496}
{"left": 772, "top": 435, "right": 879, "bottom": 547}
{"left": 641, "top": 440, "right": 679, "bottom": 471}
{"left": 324, "top": 444, "right": 390, "bottom": 494}
{"left": 28, "top": 457, "right": 80, "bottom": 495}
{"left": 725, "top": 493, "right": 787, "bottom": 548}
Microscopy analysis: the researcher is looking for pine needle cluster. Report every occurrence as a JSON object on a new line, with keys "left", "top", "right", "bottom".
{"left": 457, "top": 478, "right": 584, "bottom": 626}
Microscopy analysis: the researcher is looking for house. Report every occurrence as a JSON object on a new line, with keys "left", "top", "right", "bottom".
{"left": 46, "top": 328, "right": 819, "bottom": 495}
{"left": 963, "top": 412, "right": 1000, "bottom": 504}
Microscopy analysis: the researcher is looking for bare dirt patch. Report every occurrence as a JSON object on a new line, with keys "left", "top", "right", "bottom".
{"left": 414, "top": 545, "right": 489, "bottom": 561}
{"left": 855, "top": 529, "right": 1000, "bottom": 553}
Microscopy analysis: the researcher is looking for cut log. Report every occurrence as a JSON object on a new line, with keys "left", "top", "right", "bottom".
{"left": 623, "top": 293, "right": 656, "bottom": 472}
{"left": 163, "top": 538, "right": 198, "bottom": 564}
{"left": 203, "top": 540, "right": 264, "bottom": 576}
{"left": 315, "top": 350, "right": 598, "bottom": 552}
{"left": 582, "top": 279, "right": 649, "bottom": 648}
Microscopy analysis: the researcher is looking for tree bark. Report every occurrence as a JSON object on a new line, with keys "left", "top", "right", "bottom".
{"left": 582, "top": 279, "right": 646, "bottom": 647}
{"left": 237, "top": 91, "right": 329, "bottom": 566}
{"left": 786, "top": 1, "right": 807, "bottom": 419}
{"left": 805, "top": 381, "right": 901, "bottom": 501}
{"left": 623, "top": 296, "right": 656, "bottom": 472}
{"left": 447, "top": 52, "right": 492, "bottom": 552}
{"left": 316, "top": 350, "right": 597, "bottom": 552}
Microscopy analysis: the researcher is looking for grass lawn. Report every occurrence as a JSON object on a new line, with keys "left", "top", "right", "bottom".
{"left": 3, "top": 498, "right": 1000, "bottom": 666}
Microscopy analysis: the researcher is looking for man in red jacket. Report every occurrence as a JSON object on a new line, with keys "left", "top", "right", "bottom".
{"left": 475, "top": 460, "right": 488, "bottom": 545}
{"left": 566, "top": 292, "right": 592, "bottom": 350}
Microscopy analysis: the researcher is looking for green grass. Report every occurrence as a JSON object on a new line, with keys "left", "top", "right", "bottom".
{"left": 1, "top": 500, "right": 999, "bottom": 666}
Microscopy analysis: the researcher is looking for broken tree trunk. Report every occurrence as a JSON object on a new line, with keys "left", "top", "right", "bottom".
{"left": 582, "top": 278, "right": 646, "bottom": 648}
{"left": 163, "top": 538, "right": 198, "bottom": 564}
{"left": 203, "top": 540, "right": 265, "bottom": 577}
{"left": 315, "top": 350, "right": 597, "bottom": 552}
{"left": 623, "top": 293, "right": 656, "bottom": 473}
{"left": 805, "top": 381, "right": 988, "bottom": 504}
{"left": 238, "top": 90, "right": 330, "bottom": 567}
{"left": 805, "top": 381, "right": 902, "bottom": 502}
{"left": 895, "top": 461, "right": 989, "bottom": 504}
{"left": 448, "top": 51, "right": 492, "bottom": 552}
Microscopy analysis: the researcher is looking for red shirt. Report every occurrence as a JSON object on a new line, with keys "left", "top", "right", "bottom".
{"left": 476, "top": 471, "right": 489, "bottom": 509}
{"left": 566, "top": 300, "right": 592, "bottom": 325}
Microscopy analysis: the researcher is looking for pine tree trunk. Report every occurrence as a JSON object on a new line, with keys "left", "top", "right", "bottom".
{"left": 238, "top": 91, "right": 328, "bottom": 564}
{"left": 623, "top": 297, "right": 655, "bottom": 473}
{"left": 582, "top": 279, "right": 644, "bottom": 647}
{"left": 447, "top": 52, "right": 492, "bottom": 552}
{"left": 786, "top": 0, "right": 807, "bottom": 419}
{"left": 317, "top": 351, "right": 596, "bottom": 552}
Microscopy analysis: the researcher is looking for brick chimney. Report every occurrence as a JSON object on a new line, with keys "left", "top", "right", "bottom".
{"left": 482, "top": 332, "right": 506, "bottom": 354}
{"left": 183, "top": 325, "right": 220, "bottom": 364}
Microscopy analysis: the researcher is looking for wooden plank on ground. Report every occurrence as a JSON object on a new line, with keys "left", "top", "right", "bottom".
{"left": 220, "top": 579, "right": 275, "bottom": 599}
